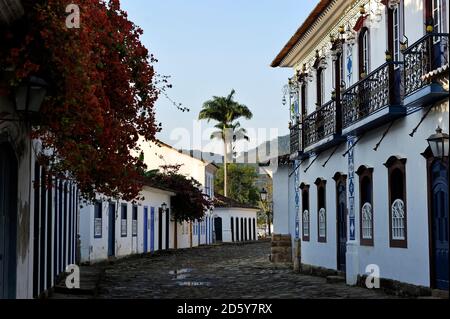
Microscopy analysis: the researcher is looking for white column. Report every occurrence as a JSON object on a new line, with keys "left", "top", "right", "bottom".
{"left": 346, "top": 135, "right": 359, "bottom": 285}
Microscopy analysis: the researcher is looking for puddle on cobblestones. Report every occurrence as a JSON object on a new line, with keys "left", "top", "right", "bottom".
{"left": 176, "top": 281, "right": 211, "bottom": 287}
{"left": 170, "top": 268, "right": 193, "bottom": 281}
{"left": 169, "top": 269, "right": 211, "bottom": 287}
{"left": 169, "top": 268, "right": 192, "bottom": 275}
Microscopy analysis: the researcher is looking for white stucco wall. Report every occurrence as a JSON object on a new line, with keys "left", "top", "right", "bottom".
{"left": 277, "top": 0, "right": 450, "bottom": 287}
{"left": 213, "top": 208, "right": 259, "bottom": 243}
{"left": 1, "top": 96, "right": 78, "bottom": 298}
{"left": 272, "top": 165, "right": 290, "bottom": 235}
{"left": 80, "top": 186, "right": 174, "bottom": 264}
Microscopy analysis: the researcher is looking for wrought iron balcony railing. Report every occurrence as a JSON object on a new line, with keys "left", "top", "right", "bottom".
{"left": 303, "top": 100, "right": 338, "bottom": 150}
{"left": 403, "top": 33, "right": 449, "bottom": 96}
{"left": 290, "top": 122, "right": 302, "bottom": 155}
{"left": 342, "top": 61, "right": 403, "bottom": 129}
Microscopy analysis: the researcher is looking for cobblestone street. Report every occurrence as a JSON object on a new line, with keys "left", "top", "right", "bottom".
{"left": 94, "top": 241, "right": 397, "bottom": 299}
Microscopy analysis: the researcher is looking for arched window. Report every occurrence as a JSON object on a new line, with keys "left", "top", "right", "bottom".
{"left": 391, "top": 198, "right": 406, "bottom": 240}
{"left": 384, "top": 156, "right": 408, "bottom": 248}
{"left": 361, "top": 203, "right": 373, "bottom": 239}
{"left": 358, "top": 27, "right": 370, "bottom": 78}
{"left": 315, "top": 178, "right": 327, "bottom": 243}
{"left": 300, "top": 183, "right": 310, "bottom": 241}
{"left": 303, "top": 210, "right": 310, "bottom": 238}
{"left": 318, "top": 208, "right": 326, "bottom": 239}
{"left": 357, "top": 166, "right": 374, "bottom": 246}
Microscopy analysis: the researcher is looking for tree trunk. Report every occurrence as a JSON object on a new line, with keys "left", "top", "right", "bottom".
{"left": 223, "top": 138, "right": 228, "bottom": 197}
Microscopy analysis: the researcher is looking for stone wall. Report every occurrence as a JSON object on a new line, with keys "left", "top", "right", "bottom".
{"left": 270, "top": 234, "right": 292, "bottom": 263}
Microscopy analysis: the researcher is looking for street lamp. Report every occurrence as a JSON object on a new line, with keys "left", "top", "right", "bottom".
{"left": 427, "top": 127, "right": 449, "bottom": 159}
{"left": 1, "top": 76, "right": 47, "bottom": 122}
{"left": 260, "top": 188, "right": 268, "bottom": 202}
{"left": 15, "top": 76, "right": 47, "bottom": 115}
{"left": 260, "top": 188, "right": 272, "bottom": 236}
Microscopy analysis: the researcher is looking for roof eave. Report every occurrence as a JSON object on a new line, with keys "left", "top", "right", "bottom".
{"left": 271, "top": 0, "right": 334, "bottom": 68}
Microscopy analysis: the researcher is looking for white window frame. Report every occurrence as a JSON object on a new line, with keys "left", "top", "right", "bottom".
{"left": 318, "top": 208, "right": 327, "bottom": 239}
{"left": 94, "top": 201, "right": 102, "bottom": 238}
{"left": 361, "top": 202, "right": 373, "bottom": 240}
{"left": 121, "top": 204, "right": 127, "bottom": 237}
{"left": 391, "top": 199, "right": 406, "bottom": 240}
{"left": 302, "top": 210, "right": 310, "bottom": 238}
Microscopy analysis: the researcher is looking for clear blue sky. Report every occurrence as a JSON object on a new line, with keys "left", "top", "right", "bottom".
{"left": 120, "top": 0, "right": 318, "bottom": 153}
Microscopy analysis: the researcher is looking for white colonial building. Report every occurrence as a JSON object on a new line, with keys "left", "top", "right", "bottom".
{"left": 79, "top": 185, "right": 175, "bottom": 264}
{"left": 1, "top": 1, "right": 79, "bottom": 299}
{"left": 139, "top": 140, "right": 218, "bottom": 249}
{"left": 272, "top": 0, "right": 449, "bottom": 291}
{"left": 213, "top": 194, "right": 259, "bottom": 243}
{"left": 80, "top": 140, "right": 219, "bottom": 263}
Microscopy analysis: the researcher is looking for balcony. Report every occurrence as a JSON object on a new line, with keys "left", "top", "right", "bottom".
{"left": 341, "top": 61, "right": 405, "bottom": 135}
{"left": 303, "top": 100, "right": 344, "bottom": 153}
{"left": 403, "top": 33, "right": 449, "bottom": 107}
{"left": 289, "top": 122, "right": 303, "bottom": 160}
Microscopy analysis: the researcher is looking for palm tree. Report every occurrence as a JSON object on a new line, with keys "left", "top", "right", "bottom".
{"left": 199, "top": 89, "right": 253, "bottom": 197}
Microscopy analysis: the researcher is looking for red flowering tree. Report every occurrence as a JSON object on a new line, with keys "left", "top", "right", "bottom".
{"left": 145, "top": 165, "right": 213, "bottom": 222}
{"left": 0, "top": 0, "right": 162, "bottom": 201}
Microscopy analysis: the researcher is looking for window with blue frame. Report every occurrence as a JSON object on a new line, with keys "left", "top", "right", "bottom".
{"left": 121, "top": 204, "right": 127, "bottom": 237}
{"left": 94, "top": 201, "right": 102, "bottom": 238}
{"left": 132, "top": 205, "right": 138, "bottom": 237}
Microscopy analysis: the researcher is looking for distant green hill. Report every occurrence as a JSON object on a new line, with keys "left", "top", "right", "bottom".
{"left": 181, "top": 134, "right": 290, "bottom": 166}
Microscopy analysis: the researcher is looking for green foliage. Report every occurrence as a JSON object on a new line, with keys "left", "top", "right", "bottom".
{"left": 215, "top": 164, "right": 260, "bottom": 205}
{"left": 144, "top": 165, "right": 212, "bottom": 222}
{"left": 198, "top": 89, "right": 252, "bottom": 155}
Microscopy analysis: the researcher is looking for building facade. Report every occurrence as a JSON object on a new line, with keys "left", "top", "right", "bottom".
{"left": 1, "top": 85, "right": 78, "bottom": 300}
{"left": 79, "top": 186, "right": 175, "bottom": 264}
{"left": 139, "top": 140, "right": 217, "bottom": 248}
{"left": 272, "top": 0, "right": 449, "bottom": 290}
{"left": 213, "top": 194, "right": 259, "bottom": 243}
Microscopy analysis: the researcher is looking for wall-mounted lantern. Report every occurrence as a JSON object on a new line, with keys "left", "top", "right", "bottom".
{"left": 427, "top": 127, "right": 449, "bottom": 159}
{"left": 14, "top": 76, "right": 47, "bottom": 117}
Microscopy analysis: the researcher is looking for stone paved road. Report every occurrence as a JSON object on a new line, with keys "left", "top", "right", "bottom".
{"left": 96, "top": 241, "right": 397, "bottom": 299}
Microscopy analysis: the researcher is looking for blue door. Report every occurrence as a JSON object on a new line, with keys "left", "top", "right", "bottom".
{"left": 108, "top": 203, "right": 116, "bottom": 257}
{"left": 0, "top": 142, "right": 18, "bottom": 299}
{"left": 143, "top": 207, "right": 148, "bottom": 253}
{"left": 431, "top": 161, "right": 449, "bottom": 290}
{"left": 150, "top": 207, "right": 155, "bottom": 253}
{"left": 214, "top": 217, "right": 223, "bottom": 242}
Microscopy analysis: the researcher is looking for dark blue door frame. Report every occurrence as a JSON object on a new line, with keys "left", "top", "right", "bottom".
{"left": 150, "top": 207, "right": 155, "bottom": 253}
{"left": 108, "top": 203, "right": 115, "bottom": 257}
{"left": 214, "top": 217, "right": 223, "bottom": 242}
{"left": 143, "top": 207, "right": 148, "bottom": 253}
{"left": 430, "top": 160, "right": 449, "bottom": 290}
{"left": 337, "top": 180, "right": 347, "bottom": 273}
{"left": 0, "top": 142, "right": 18, "bottom": 299}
